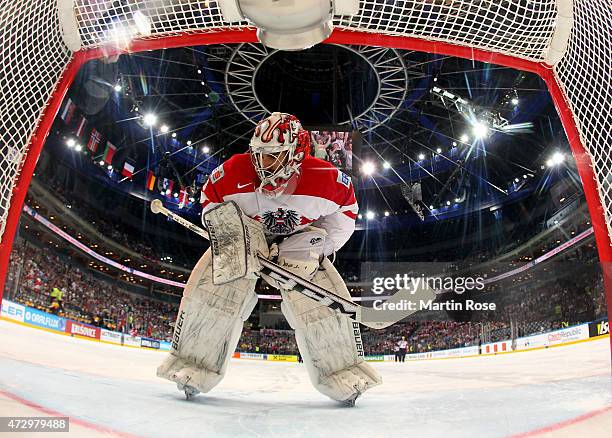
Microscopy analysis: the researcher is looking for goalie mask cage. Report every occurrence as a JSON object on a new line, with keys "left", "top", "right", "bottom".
{"left": 0, "top": 1, "right": 610, "bottom": 354}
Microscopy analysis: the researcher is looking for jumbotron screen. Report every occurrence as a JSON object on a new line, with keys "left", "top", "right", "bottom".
{"left": 309, "top": 128, "right": 359, "bottom": 175}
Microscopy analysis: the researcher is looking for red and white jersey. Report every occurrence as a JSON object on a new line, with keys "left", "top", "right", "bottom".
{"left": 200, "top": 153, "right": 358, "bottom": 251}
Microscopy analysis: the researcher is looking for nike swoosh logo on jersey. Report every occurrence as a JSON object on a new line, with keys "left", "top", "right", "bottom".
{"left": 237, "top": 182, "right": 252, "bottom": 189}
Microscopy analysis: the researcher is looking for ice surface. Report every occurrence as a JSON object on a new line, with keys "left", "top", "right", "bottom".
{"left": 0, "top": 319, "right": 611, "bottom": 437}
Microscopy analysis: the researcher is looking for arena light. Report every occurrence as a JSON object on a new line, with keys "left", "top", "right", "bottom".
{"left": 472, "top": 121, "right": 489, "bottom": 138}
{"left": 202, "top": 146, "right": 210, "bottom": 154}
{"left": 160, "top": 125, "right": 169, "bottom": 133}
{"left": 454, "top": 198, "right": 461, "bottom": 203}
{"left": 452, "top": 141, "right": 457, "bottom": 146}
{"left": 460, "top": 134, "right": 469, "bottom": 143}
{"left": 187, "top": 140, "right": 192, "bottom": 146}
{"left": 382, "top": 161, "right": 391, "bottom": 169}
{"left": 74, "top": 144, "right": 82, "bottom": 152}
{"left": 133, "top": 10, "right": 152, "bottom": 36}
{"left": 143, "top": 113, "right": 157, "bottom": 127}
{"left": 384, "top": 211, "right": 390, "bottom": 217}
{"left": 547, "top": 152, "right": 565, "bottom": 167}
{"left": 436, "top": 148, "right": 442, "bottom": 154}
{"left": 99, "top": 160, "right": 104, "bottom": 166}
{"left": 114, "top": 84, "right": 122, "bottom": 92}
{"left": 66, "top": 138, "right": 76, "bottom": 148}
{"left": 361, "top": 161, "right": 376, "bottom": 176}
{"left": 107, "top": 165, "right": 113, "bottom": 171}
{"left": 171, "top": 133, "right": 177, "bottom": 138}
{"left": 511, "top": 97, "right": 519, "bottom": 106}
{"left": 429, "top": 205, "right": 434, "bottom": 210}
{"left": 365, "top": 211, "right": 375, "bottom": 220}
{"left": 446, "top": 201, "right": 451, "bottom": 206}
{"left": 418, "top": 153, "right": 425, "bottom": 160}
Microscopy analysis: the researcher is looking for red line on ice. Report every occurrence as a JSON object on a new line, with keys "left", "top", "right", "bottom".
{"left": 0, "top": 389, "right": 138, "bottom": 437}
{"left": 509, "top": 405, "right": 612, "bottom": 438}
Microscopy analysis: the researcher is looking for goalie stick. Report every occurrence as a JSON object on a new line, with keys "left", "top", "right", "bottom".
{"left": 150, "top": 199, "right": 434, "bottom": 329}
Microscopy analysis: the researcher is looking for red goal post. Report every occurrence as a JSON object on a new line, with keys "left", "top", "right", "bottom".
{"left": 0, "top": 1, "right": 610, "bottom": 352}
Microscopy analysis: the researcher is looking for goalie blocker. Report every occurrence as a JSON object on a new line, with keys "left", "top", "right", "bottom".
{"left": 157, "top": 202, "right": 381, "bottom": 404}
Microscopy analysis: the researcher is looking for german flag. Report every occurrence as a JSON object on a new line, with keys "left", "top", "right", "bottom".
{"left": 146, "top": 170, "right": 156, "bottom": 191}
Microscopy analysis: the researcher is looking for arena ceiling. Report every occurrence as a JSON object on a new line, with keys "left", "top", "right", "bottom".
{"left": 45, "top": 42, "right": 579, "bottom": 235}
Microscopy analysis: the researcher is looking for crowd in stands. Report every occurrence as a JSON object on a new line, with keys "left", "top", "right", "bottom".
{"left": 4, "top": 230, "right": 607, "bottom": 356}
{"left": 5, "top": 240, "right": 176, "bottom": 341}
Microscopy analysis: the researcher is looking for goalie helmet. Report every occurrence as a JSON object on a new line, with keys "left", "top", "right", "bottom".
{"left": 249, "top": 112, "right": 311, "bottom": 197}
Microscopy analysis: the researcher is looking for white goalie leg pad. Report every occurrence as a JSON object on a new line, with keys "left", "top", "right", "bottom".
{"left": 157, "top": 249, "right": 258, "bottom": 393}
{"left": 280, "top": 258, "right": 382, "bottom": 402}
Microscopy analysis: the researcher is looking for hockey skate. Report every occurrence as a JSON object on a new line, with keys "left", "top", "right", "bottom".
{"left": 177, "top": 382, "right": 200, "bottom": 400}
{"left": 341, "top": 386, "right": 362, "bottom": 407}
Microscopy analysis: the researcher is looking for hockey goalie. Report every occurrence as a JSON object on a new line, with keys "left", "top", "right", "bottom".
{"left": 157, "top": 112, "right": 381, "bottom": 405}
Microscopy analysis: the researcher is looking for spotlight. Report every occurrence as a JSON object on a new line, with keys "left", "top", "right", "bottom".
{"left": 114, "top": 84, "right": 122, "bottom": 92}
{"left": 107, "top": 165, "right": 113, "bottom": 171}
{"left": 366, "top": 211, "right": 375, "bottom": 220}
{"left": 382, "top": 161, "right": 391, "bottom": 169}
{"left": 171, "top": 132, "right": 177, "bottom": 138}
{"left": 197, "top": 69, "right": 202, "bottom": 74}
{"left": 436, "top": 148, "right": 442, "bottom": 154}
{"left": 429, "top": 205, "right": 434, "bottom": 210}
{"left": 418, "top": 153, "right": 425, "bottom": 160}
{"left": 202, "top": 146, "right": 210, "bottom": 154}
{"left": 143, "top": 113, "right": 157, "bottom": 127}
{"left": 454, "top": 198, "right": 461, "bottom": 203}
{"left": 357, "top": 214, "right": 363, "bottom": 220}
{"left": 446, "top": 201, "right": 451, "bottom": 206}
{"left": 384, "top": 211, "right": 390, "bottom": 217}
{"left": 472, "top": 122, "right": 489, "bottom": 138}
{"left": 460, "top": 134, "right": 469, "bottom": 143}
{"left": 173, "top": 193, "right": 178, "bottom": 198}
{"left": 133, "top": 10, "right": 152, "bottom": 36}
{"left": 361, "top": 161, "right": 376, "bottom": 176}
{"left": 187, "top": 140, "right": 192, "bottom": 146}
{"left": 511, "top": 97, "right": 519, "bottom": 106}
{"left": 515, "top": 178, "right": 520, "bottom": 183}
{"left": 551, "top": 152, "right": 565, "bottom": 165}
{"left": 66, "top": 138, "right": 76, "bottom": 148}
{"left": 160, "top": 125, "right": 169, "bottom": 133}
{"left": 452, "top": 141, "right": 457, "bottom": 147}
{"left": 74, "top": 144, "right": 82, "bottom": 152}
{"left": 99, "top": 160, "right": 105, "bottom": 166}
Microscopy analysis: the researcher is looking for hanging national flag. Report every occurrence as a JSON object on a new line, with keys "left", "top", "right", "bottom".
{"left": 162, "top": 178, "right": 174, "bottom": 197}
{"left": 103, "top": 141, "right": 116, "bottom": 164}
{"left": 86, "top": 129, "right": 101, "bottom": 153}
{"left": 122, "top": 160, "right": 135, "bottom": 179}
{"left": 178, "top": 186, "right": 188, "bottom": 209}
{"left": 75, "top": 116, "right": 87, "bottom": 138}
{"left": 60, "top": 98, "right": 76, "bottom": 124}
{"left": 146, "top": 170, "right": 156, "bottom": 191}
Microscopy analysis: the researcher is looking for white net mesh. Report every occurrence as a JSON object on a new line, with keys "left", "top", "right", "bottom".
{"left": 0, "top": 0, "right": 610, "bottom": 251}
{"left": 0, "top": 0, "right": 72, "bottom": 239}
{"left": 554, "top": 0, "right": 612, "bottom": 243}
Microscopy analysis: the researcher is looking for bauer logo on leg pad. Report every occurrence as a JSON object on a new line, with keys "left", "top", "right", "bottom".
{"left": 172, "top": 310, "right": 186, "bottom": 350}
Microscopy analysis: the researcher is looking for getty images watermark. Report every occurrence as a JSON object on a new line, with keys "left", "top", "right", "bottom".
{"left": 369, "top": 274, "right": 497, "bottom": 312}
{"left": 355, "top": 262, "right": 502, "bottom": 323}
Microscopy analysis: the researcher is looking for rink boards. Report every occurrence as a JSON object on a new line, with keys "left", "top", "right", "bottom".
{"left": 1, "top": 298, "right": 609, "bottom": 363}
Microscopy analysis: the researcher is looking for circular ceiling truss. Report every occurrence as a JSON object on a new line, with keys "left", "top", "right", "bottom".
{"left": 224, "top": 43, "right": 408, "bottom": 132}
